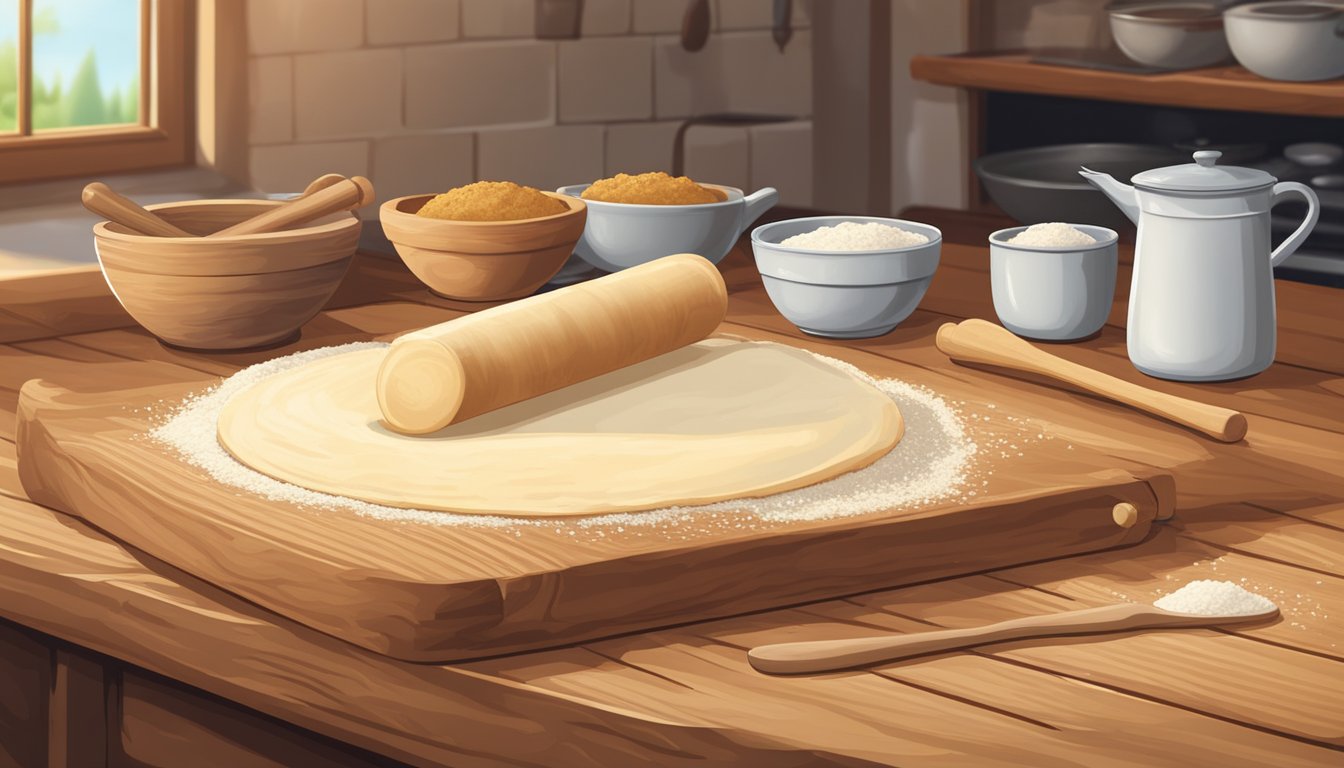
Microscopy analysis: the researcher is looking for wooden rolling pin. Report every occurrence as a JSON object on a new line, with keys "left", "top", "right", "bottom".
{"left": 377, "top": 253, "right": 728, "bottom": 435}
{"left": 81, "top": 182, "right": 193, "bottom": 238}
{"left": 210, "top": 176, "right": 374, "bottom": 237}
{"left": 748, "top": 601, "right": 1278, "bottom": 675}
{"left": 936, "top": 318, "right": 1248, "bottom": 442}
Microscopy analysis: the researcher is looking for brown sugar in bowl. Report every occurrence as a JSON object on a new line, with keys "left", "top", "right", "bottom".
{"left": 379, "top": 192, "right": 586, "bottom": 301}
{"left": 93, "top": 199, "right": 360, "bottom": 351}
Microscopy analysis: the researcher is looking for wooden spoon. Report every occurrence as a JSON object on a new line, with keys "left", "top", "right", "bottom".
{"left": 81, "top": 182, "right": 193, "bottom": 238}
{"left": 209, "top": 176, "right": 375, "bottom": 238}
{"left": 936, "top": 318, "right": 1248, "bottom": 442}
{"left": 748, "top": 602, "right": 1278, "bottom": 675}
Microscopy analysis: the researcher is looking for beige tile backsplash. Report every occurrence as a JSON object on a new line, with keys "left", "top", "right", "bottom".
{"left": 245, "top": 0, "right": 813, "bottom": 207}
{"left": 367, "top": 0, "right": 462, "bottom": 46}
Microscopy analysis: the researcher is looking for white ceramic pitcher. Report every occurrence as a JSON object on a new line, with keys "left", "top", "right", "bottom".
{"left": 1080, "top": 150, "right": 1319, "bottom": 381}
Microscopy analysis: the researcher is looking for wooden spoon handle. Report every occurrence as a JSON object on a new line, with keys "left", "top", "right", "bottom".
{"left": 936, "top": 318, "right": 1248, "bottom": 442}
{"left": 81, "top": 182, "right": 194, "bottom": 238}
{"left": 750, "top": 604, "right": 1178, "bottom": 675}
{"left": 209, "top": 176, "right": 374, "bottom": 237}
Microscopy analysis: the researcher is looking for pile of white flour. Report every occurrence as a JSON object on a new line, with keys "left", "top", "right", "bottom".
{"left": 150, "top": 343, "right": 976, "bottom": 531}
{"left": 1153, "top": 579, "right": 1277, "bottom": 616}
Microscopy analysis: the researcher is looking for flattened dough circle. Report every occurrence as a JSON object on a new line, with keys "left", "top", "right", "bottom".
{"left": 217, "top": 339, "right": 903, "bottom": 517}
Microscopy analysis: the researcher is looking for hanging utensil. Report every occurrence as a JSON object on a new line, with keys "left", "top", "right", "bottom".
{"left": 681, "top": 0, "right": 710, "bottom": 51}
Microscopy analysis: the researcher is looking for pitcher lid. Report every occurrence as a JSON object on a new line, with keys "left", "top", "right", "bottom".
{"left": 1131, "top": 150, "right": 1276, "bottom": 192}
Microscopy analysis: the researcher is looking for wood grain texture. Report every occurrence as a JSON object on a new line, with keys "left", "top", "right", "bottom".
{"left": 0, "top": 620, "right": 50, "bottom": 768}
{"left": 936, "top": 318, "right": 1248, "bottom": 442}
{"left": 92, "top": 199, "right": 360, "bottom": 350}
{"left": 0, "top": 217, "right": 1341, "bottom": 765}
{"left": 48, "top": 648, "right": 108, "bottom": 768}
{"left": 116, "top": 672, "right": 407, "bottom": 768}
{"left": 15, "top": 334, "right": 1171, "bottom": 661}
{"left": 379, "top": 193, "right": 586, "bottom": 301}
{"left": 910, "top": 53, "right": 1344, "bottom": 117}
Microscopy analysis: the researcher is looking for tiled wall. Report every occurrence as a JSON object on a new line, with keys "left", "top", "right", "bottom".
{"left": 244, "top": 0, "right": 815, "bottom": 216}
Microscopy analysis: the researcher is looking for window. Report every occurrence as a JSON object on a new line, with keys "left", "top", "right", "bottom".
{"left": 0, "top": 0, "right": 189, "bottom": 184}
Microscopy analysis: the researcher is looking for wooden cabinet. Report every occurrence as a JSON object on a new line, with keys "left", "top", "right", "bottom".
{"left": 0, "top": 619, "right": 411, "bottom": 768}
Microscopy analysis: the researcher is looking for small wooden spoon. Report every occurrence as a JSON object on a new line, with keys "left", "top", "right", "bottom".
{"left": 210, "top": 176, "right": 374, "bottom": 237}
{"left": 748, "top": 602, "right": 1278, "bottom": 675}
{"left": 936, "top": 318, "right": 1248, "bottom": 442}
{"left": 81, "top": 182, "right": 193, "bottom": 238}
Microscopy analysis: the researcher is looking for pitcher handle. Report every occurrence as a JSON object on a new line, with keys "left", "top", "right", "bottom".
{"left": 741, "top": 187, "right": 779, "bottom": 233}
{"left": 1269, "top": 181, "right": 1320, "bottom": 268}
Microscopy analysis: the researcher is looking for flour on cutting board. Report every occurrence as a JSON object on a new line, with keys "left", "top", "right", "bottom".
{"left": 149, "top": 342, "right": 980, "bottom": 533}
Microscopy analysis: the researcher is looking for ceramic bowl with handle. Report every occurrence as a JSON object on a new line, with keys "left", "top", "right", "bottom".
{"left": 989, "top": 225, "right": 1120, "bottom": 342}
{"left": 556, "top": 183, "right": 777, "bottom": 272}
{"left": 93, "top": 199, "right": 360, "bottom": 351}
{"left": 1225, "top": 1, "right": 1344, "bottom": 81}
{"left": 1108, "top": 1, "right": 1231, "bottom": 69}
{"left": 750, "top": 216, "right": 941, "bottom": 339}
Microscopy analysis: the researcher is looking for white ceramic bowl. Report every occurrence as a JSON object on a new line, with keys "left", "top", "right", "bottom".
{"left": 1225, "top": 1, "right": 1344, "bottom": 81}
{"left": 1109, "top": 1, "right": 1231, "bottom": 69}
{"left": 989, "top": 225, "right": 1119, "bottom": 341}
{"left": 751, "top": 216, "right": 942, "bottom": 339}
{"left": 556, "top": 183, "right": 777, "bottom": 272}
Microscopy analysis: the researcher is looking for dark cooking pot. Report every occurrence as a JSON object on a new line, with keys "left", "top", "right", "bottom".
{"left": 975, "top": 143, "right": 1188, "bottom": 232}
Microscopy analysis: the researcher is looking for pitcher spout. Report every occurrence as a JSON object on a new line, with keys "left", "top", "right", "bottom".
{"left": 1079, "top": 167, "right": 1140, "bottom": 225}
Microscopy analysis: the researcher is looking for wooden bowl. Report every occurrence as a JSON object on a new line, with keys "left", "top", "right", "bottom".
{"left": 93, "top": 199, "right": 360, "bottom": 351}
{"left": 379, "top": 193, "right": 586, "bottom": 301}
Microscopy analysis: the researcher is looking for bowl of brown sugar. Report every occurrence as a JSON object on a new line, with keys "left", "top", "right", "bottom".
{"left": 557, "top": 172, "right": 777, "bottom": 272}
{"left": 380, "top": 181, "right": 587, "bottom": 301}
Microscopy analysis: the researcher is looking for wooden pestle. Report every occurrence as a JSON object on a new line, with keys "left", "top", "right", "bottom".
{"left": 376, "top": 253, "right": 728, "bottom": 435}
{"left": 210, "top": 176, "right": 374, "bottom": 238}
{"left": 298, "top": 173, "right": 347, "bottom": 199}
{"left": 81, "top": 182, "right": 194, "bottom": 238}
{"left": 936, "top": 318, "right": 1248, "bottom": 442}
{"left": 748, "top": 602, "right": 1278, "bottom": 675}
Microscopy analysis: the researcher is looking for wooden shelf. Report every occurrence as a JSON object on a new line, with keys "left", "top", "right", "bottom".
{"left": 910, "top": 52, "right": 1344, "bottom": 117}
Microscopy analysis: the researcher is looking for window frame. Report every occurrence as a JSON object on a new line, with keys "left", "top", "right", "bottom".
{"left": 0, "top": 0, "right": 192, "bottom": 184}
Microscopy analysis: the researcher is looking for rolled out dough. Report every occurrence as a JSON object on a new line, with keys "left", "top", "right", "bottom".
{"left": 217, "top": 339, "right": 903, "bottom": 517}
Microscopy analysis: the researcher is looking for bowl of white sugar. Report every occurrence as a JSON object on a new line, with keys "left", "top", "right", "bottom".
{"left": 989, "top": 222, "right": 1119, "bottom": 341}
{"left": 750, "top": 216, "right": 941, "bottom": 338}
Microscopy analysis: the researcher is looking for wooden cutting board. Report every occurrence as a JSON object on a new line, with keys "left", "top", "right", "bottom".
{"left": 15, "top": 328, "right": 1174, "bottom": 662}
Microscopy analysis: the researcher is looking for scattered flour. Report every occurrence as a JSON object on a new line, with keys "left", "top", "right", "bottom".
{"left": 781, "top": 221, "right": 929, "bottom": 251}
{"left": 1153, "top": 579, "right": 1277, "bottom": 616}
{"left": 1006, "top": 222, "right": 1097, "bottom": 248}
{"left": 149, "top": 343, "right": 976, "bottom": 531}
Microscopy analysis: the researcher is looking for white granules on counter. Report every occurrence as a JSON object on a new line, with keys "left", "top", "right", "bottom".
{"left": 150, "top": 343, "right": 975, "bottom": 531}
{"left": 1006, "top": 222, "right": 1097, "bottom": 248}
{"left": 780, "top": 221, "right": 930, "bottom": 251}
{"left": 1153, "top": 579, "right": 1277, "bottom": 616}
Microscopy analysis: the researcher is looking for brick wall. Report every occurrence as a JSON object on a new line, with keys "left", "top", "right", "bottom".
{"left": 245, "top": 0, "right": 814, "bottom": 217}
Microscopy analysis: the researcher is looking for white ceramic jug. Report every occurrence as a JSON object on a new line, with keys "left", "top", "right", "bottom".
{"left": 1080, "top": 150, "right": 1319, "bottom": 381}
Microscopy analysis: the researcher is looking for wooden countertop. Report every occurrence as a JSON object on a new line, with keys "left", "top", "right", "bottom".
{"left": 2, "top": 209, "right": 1343, "bottom": 766}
